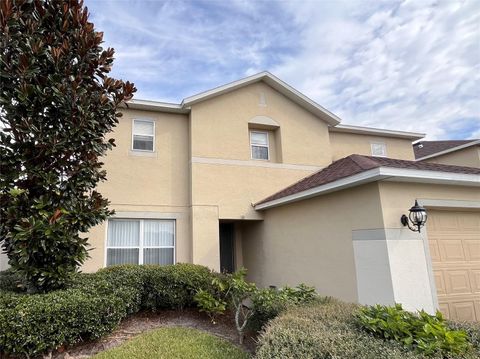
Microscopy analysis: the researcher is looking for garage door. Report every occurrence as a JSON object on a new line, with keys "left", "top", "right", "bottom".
{"left": 427, "top": 210, "right": 480, "bottom": 321}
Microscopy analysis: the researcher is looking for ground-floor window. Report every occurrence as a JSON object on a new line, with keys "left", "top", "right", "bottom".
{"left": 106, "top": 219, "right": 175, "bottom": 266}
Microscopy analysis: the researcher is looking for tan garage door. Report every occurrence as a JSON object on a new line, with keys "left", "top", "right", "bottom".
{"left": 428, "top": 210, "right": 480, "bottom": 321}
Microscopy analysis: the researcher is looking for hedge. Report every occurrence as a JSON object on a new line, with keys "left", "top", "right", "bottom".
{"left": 0, "top": 264, "right": 220, "bottom": 357}
{"left": 255, "top": 300, "right": 480, "bottom": 359}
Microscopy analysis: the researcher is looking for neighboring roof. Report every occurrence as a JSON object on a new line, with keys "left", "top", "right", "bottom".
{"left": 182, "top": 71, "right": 341, "bottom": 126}
{"left": 414, "top": 140, "right": 480, "bottom": 160}
{"left": 330, "top": 124, "right": 424, "bottom": 140}
{"left": 255, "top": 154, "right": 480, "bottom": 210}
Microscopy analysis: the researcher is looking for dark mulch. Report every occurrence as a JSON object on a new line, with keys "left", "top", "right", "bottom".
{"left": 47, "top": 309, "right": 256, "bottom": 358}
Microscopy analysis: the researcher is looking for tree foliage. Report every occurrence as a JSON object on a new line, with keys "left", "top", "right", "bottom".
{"left": 0, "top": 0, "right": 136, "bottom": 292}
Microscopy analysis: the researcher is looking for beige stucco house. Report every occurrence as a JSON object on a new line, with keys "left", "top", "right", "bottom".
{"left": 1, "top": 72, "right": 478, "bottom": 322}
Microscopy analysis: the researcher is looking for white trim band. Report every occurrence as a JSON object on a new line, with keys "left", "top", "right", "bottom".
{"left": 191, "top": 156, "right": 322, "bottom": 171}
{"left": 330, "top": 124, "right": 424, "bottom": 140}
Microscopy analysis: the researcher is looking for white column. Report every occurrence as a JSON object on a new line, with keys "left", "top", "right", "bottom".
{"left": 353, "top": 228, "right": 437, "bottom": 314}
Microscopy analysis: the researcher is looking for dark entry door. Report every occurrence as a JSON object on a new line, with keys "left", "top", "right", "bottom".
{"left": 219, "top": 223, "right": 235, "bottom": 273}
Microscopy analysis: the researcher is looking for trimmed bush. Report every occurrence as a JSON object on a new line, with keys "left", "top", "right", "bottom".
{"left": 141, "top": 264, "right": 219, "bottom": 310}
{"left": 250, "top": 284, "right": 318, "bottom": 331}
{"left": 256, "top": 300, "right": 479, "bottom": 359}
{"left": 0, "top": 289, "right": 125, "bottom": 356}
{"left": 0, "top": 264, "right": 219, "bottom": 357}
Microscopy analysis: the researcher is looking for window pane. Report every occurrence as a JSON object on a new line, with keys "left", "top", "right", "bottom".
{"left": 143, "top": 248, "right": 174, "bottom": 265}
{"left": 134, "top": 120, "right": 154, "bottom": 136}
{"left": 371, "top": 143, "right": 386, "bottom": 157}
{"left": 108, "top": 220, "right": 140, "bottom": 247}
{"left": 251, "top": 132, "right": 268, "bottom": 145}
{"left": 133, "top": 135, "right": 154, "bottom": 151}
{"left": 107, "top": 248, "right": 139, "bottom": 266}
{"left": 252, "top": 145, "right": 268, "bottom": 160}
{"left": 144, "top": 220, "right": 174, "bottom": 246}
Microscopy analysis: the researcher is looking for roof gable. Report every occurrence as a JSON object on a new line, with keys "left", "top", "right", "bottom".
{"left": 182, "top": 72, "right": 341, "bottom": 126}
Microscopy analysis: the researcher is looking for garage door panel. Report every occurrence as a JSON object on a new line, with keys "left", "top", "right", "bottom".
{"left": 438, "top": 240, "right": 466, "bottom": 261}
{"left": 429, "top": 241, "right": 441, "bottom": 262}
{"left": 445, "top": 270, "right": 472, "bottom": 294}
{"left": 458, "top": 213, "right": 480, "bottom": 230}
{"left": 434, "top": 271, "right": 446, "bottom": 295}
{"left": 451, "top": 301, "right": 477, "bottom": 322}
{"left": 430, "top": 213, "right": 459, "bottom": 231}
{"left": 428, "top": 210, "right": 480, "bottom": 322}
{"left": 471, "top": 270, "right": 480, "bottom": 293}
{"left": 465, "top": 240, "right": 480, "bottom": 260}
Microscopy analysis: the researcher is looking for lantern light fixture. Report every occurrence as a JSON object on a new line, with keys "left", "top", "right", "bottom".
{"left": 401, "top": 200, "right": 428, "bottom": 233}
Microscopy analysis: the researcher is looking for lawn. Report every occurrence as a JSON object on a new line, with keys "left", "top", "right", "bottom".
{"left": 92, "top": 327, "right": 250, "bottom": 359}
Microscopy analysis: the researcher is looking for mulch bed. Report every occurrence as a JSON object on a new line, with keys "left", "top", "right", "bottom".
{"left": 48, "top": 309, "right": 256, "bottom": 358}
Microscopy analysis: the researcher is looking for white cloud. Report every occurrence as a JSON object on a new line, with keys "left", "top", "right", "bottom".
{"left": 273, "top": 0, "right": 480, "bottom": 139}
{"left": 86, "top": 0, "right": 480, "bottom": 139}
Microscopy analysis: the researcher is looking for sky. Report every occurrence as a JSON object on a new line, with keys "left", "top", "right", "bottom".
{"left": 85, "top": 0, "right": 480, "bottom": 140}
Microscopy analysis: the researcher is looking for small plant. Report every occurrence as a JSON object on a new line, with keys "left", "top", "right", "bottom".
{"left": 357, "top": 303, "right": 470, "bottom": 356}
{"left": 194, "top": 289, "right": 227, "bottom": 324}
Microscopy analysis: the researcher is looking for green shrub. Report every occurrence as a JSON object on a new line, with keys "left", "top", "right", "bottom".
{"left": 194, "top": 289, "right": 227, "bottom": 324}
{"left": 0, "top": 289, "right": 126, "bottom": 356}
{"left": 357, "top": 304, "right": 470, "bottom": 356}
{"left": 448, "top": 321, "right": 480, "bottom": 358}
{"left": 256, "top": 300, "right": 421, "bottom": 359}
{"left": 0, "top": 263, "right": 219, "bottom": 357}
{"left": 0, "top": 269, "right": 25, "bottom": 292}
{"left": 250, "top": 283, "right": 318, "bottom": 331}
{"left": 140, "top": 264, "right": 218, "bottom": 310}
{"left": 256, "top": 301, "right": 479, "bottom": 359}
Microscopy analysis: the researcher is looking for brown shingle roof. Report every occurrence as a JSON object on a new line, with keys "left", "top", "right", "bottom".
{"left": 256, "top": 154, "right": 480, "bottom": 206}
{"left": 413, "top": 140, "right": 478, "bottom": 159}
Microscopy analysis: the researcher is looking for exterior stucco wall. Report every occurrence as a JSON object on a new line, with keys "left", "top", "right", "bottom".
{"left": 242, "top": 183, "right": 384, "bottom": 302}
{"left": 422, "top": 146, "right": 480, "bottom": 168}
{"left": 190, "top": 82, "right": 333, "bottom": 165}
{"left": 329, "top": 131, "right": 415, "bottom": 161}
{"left": 376, "top": 181, "right": 480, "bottom": 313}
{"left": 82, "top": 109, "right": 192, "bottom": 272}
{"left": 189, "top": 81, "right": 330, "bottom": 220}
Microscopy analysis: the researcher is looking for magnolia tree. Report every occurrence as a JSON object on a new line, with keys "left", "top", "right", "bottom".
{"left": 0, "top": 0, "right": 136, "bottom": 292}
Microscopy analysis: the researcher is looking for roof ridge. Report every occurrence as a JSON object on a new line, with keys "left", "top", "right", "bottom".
{"left": 348, "top": 154, "right": 381, "bottom": 170}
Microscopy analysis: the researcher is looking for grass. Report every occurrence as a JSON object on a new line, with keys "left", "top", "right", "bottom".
{"left": 92, "top": 327, "right": 250, "bottom": 359}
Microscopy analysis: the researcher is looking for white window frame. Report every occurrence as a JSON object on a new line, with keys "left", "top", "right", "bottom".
{"left": 132, "top": 118, "right": 155, "bottom": 152}
{"left": 105, "top": 219, "right": 176, "bottom": 266}
{"left": 370, "top": 142, "right": 387, "bottom": 157}
{"left": 250, "top": 130, "right": 270, "bottom": 160}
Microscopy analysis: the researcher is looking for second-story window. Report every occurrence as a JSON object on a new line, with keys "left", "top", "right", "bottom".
{"left": 250, "top": 130, "right": 269, "bottom": 160}
{"left": 371, "top": 142, "right": 387, "bottom": 157}
{"left": 132, "top": 119, "right": 155, "bottom": 151}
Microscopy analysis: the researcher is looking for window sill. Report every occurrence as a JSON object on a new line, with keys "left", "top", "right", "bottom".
{"left": 129, "top": 150, "right": 157, "bottom": 158}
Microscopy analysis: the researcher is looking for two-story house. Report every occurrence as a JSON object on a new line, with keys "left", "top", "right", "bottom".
{"left": 2, "top": 72, "right": 478, "bottom": 321}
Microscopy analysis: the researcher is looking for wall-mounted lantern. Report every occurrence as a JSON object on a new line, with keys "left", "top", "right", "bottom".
{"left": 401, "top": 200, "right": 428, "bottom": 233}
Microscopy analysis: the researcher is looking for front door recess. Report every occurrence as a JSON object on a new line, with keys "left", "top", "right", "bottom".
{"left": 220, "top": 223, "right": 235, "bottom": 273}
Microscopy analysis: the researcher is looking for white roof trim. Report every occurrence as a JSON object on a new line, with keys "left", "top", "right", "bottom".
{"left": 416, "top": 140, "right": 480, "bottom": 161}
{"left": 124, "top": 99, "right": 189, "bottom": 114}
{"left": 417, "top": 199, "right": 480, "bottom": 209}
{"left": 182, "top": 71, "right": 341, "bottom": 126}
{"left": 255, "top": 167, "right": 480, "bottom": 210}
{"left": 330, "top": 124, "right": 425, "bottom": 140}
